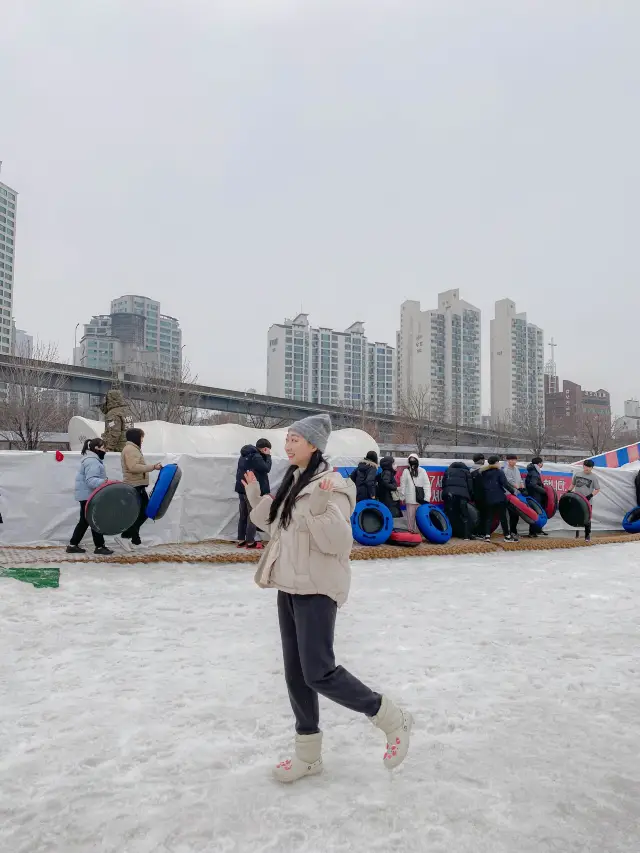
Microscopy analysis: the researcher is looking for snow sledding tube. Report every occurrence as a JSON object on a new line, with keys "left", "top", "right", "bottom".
{"left": 558, "top": 492, "right": 591, "bottom": 528}
{"left": 86, "top": 480, "right": 141, "bottom": 536}
{"left": 506, "top": 493, "right": 539, "bottom": 524}
{"left": 526, "top": 497, "right": 548, "bottom": 529}
{"left": 622, "top": 506, "right": 640, "bottom": 533}
{"left": 544, "top": 484, "right": 558, "bottom": 519}
{"left": 350, "top": 500, "right": 393, "bottom": 546}
{"left": 146, "top": 463, "right": 182, "bottom": 520}
{"left": 416, "top": 503, "right": 452, "bottom": 544}
{"left": 388, "top": 530, "right": 423, "bottom": 547}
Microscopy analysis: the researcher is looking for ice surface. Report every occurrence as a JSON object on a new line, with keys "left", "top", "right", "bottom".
{"left": 1, "top": 547, "right": 639, "bottom": 853}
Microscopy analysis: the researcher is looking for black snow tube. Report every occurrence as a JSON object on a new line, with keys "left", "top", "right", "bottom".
{"left": 350, "top": 500, "right": 393, "bottom": 546}
{"left": 146, "top": 463, "right": 182, "bottom": 520}
{"left": 506, "top": 493, "right": 539, "bottom": 524}
{"left": 544, "top": 484, "right": 558, "bottom": 519}
{"left": 559, "top": 493, "right": 592, "bottom": 528}
{"left": 86, "top": 480, "right": 142, "bottom": 536}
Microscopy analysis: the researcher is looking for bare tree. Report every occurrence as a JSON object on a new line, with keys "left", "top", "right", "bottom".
{"left": 0, "top": 341, "right": 70, "bottom": 449}
{"left": 128, "top": 360, "right": 201, "bottom": 425}
{"left": 513, "top": 403, "right": 555, "bottom": 457}
{"left": 333, "top": 398, "right": 382, "bottom": 441}
{"left": 579, "top": 410, "right": 623, "bottom": 456}
{"left": 396, "top": 385, "right": 442, "bottom": 456}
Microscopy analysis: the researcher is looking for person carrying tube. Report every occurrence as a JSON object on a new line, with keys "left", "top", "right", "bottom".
{"left": 442, "top": 460, "right": 473, "bottom": 540}
{"left": 480, "top": 455, "right": 517, "bottom": 541}
{"left": 568, "top": 459, "right": 600, "bottom": 543}
{"left": 503, "top": 455, "right": 525, "bottom": 541}
{"left": 67, "top": 438, "right": 114, "bottom": 556}
{"left": 120, "top": 428, "right": 161, "bottom": 546}
{"left": 525, "top": 457, "right": 548, "bottom": 538}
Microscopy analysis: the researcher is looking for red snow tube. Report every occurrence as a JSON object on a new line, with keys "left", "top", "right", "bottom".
{"left": 506, "top": 493, "right": 539, "bottom": 524}
{"left": 559, "top": 493, "right": 592, "bottom": 528}
{"left": 388, "top": 530, "right": 422, "bottom": 547}
{"left": 544, "top": 485, "right": 558, "bottom": 519}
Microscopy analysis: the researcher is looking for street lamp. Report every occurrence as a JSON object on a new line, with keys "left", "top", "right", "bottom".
{"left": 74, "top": 323, "right": 80, "bottom": 363}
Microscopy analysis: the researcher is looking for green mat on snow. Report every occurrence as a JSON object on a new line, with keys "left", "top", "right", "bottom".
{"left": 0, "top": 568, "right": 60, "bottom": 588}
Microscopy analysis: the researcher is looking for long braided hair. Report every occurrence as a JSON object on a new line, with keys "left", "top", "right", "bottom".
{"left": 268, "top": 449, "right": 328, "bottom": 529}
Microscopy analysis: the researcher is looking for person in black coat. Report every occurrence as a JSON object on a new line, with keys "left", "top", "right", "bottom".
{"left": 525, "top": 457, "right": 548, "bottom": 538}
{"left": 480, "top": 456, "right": 516, "bottom": 539}
{"left": 376, "top": 456, "right": 402, "bottom": 517}
{"left": 350, "top": 450, "right": 379, "bottom": 503}
{"left": 442, "top": 461, "right": 473, "bottom": 539}
{"left": 235, "top": 439, "right": 272, "bottom": 548}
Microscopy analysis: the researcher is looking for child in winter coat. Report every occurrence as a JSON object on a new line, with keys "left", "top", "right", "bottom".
{"left": 400, "top": 455, "right": 431, "bottom": 533}
{"left": 243, "top": 414, "right": 412, "bottom": 784}
{"left": 67, "top": 438, "right": 113, "bottom": 556}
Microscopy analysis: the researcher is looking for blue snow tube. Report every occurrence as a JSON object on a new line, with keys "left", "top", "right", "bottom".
{"left": 622, "top": 506, "right": 640, "bottom": 533}
{"left": 350, "top": 500, "right": 393, "bottom": 546}
{"left": 146, "top": 464, "right": 182, "bottom": 520}
{"left": 526, "top": 497, "right": 548, "bottom": 529}
{"left": 415, "top": 503, "right": 452, "bottom": 544}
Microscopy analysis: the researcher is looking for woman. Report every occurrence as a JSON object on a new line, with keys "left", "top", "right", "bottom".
{"left": 349, "top": 450, "right": 379, "bottom": 503}
{"left": 244, "top": 413, "right": 412, "bottom": 784}
{"left": 120, "top": 428, "right": 161, "bottom": 545}
{"left": 400, "top": 454, "right": 431, "bottom": 533}
{"left": 376, "top": 456, "right": 402, "bottom": 517}
{"left": 67, "top": 438, "right": 113, "bottom": 556}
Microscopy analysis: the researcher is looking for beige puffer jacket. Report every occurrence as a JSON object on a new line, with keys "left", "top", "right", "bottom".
{"left": 121, "top": 441, "right": 155, "bottom": 486}
{"left": 247, "top": 469, "right": 356, "bottom": 607}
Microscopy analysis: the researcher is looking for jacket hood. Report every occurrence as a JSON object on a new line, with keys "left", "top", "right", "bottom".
{"left": 240, "top": 444, "right": 258, "bottom": 457}
{"left": 527, "top": 462, "right": 540, "bottom": 472}
{"left": 481, "top": 462, "right": 501, "bottom": 471}
{"left": 380, "top": 457, "right": 395, "bottom": 470}
{"left": 449, "top": 461, "right": 469, "bottom": 470}
{"left": 101, "top": 389, "right": 126, "bottom": 413}
{"left": 358, "top": 459, "right": 378, "bottom": 469}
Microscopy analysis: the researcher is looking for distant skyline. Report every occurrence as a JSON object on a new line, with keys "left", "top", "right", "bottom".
{"left": 2, "top": 1, "right": 639, "bottom": 414}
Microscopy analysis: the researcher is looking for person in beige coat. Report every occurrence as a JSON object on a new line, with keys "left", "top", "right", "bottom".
{"left": 120, "top": 428, "right": 161, "bottom": 545}
{"left": 244, "top": 413, "right": 412, "bottom": 784}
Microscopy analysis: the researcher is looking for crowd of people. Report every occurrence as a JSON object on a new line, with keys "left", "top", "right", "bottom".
{"left": 347, "top": 450, "right": 603, "bottom": 543}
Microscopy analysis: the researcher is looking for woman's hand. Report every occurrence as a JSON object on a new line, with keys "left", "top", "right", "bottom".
{"left": 319, "top": 478, "right": 335, "bottom": 492}
{"left": 243, "top": 470, "right": 257, "bottom": 488}
{"left": 154, "top": 463, "right": 162, "bottom": 471}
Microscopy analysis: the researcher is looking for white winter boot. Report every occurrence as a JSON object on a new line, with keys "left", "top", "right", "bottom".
{"left": 272, "top": 732, "right": 323, "bottom": 783}
{"left": 371, "top": 696, "right": 413, "bottom": 770}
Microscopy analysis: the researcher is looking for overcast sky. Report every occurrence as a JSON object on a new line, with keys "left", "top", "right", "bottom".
{"left": 2, "top": 0, "right": 639, "bottom": 413}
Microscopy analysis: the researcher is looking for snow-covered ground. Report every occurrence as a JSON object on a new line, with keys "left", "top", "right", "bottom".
{"left": 1, "top": 547, "right": 639, "bottom": 853}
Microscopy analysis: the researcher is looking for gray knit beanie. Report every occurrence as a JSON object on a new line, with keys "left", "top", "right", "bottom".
{"left": 289, "top": 413, "right": 332, "bottom": 453}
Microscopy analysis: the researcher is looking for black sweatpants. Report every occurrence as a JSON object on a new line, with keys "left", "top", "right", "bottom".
{"left": 70, "top": 501, "right": 105, "bottom": 549}
{"left": 237, "top": 494, "right": 258, "bottom": 544}
{"left": 486, "top": 502, "right": 510, "bottom": 537}
{"left": 507, "top": 506, "right": 520, "bottom": 536}
{"left": 447, "top": 495, "right": 471, "bottom": 539}
{"left": 277, "top": 591, "right": 382, "bottom": 735}
{"left": 122, "top": 487, "right": 149, "bottom": 539}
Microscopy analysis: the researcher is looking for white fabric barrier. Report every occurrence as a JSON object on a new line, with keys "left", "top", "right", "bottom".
{"left": 68, "top": 417, "right": 379, "bottom": 459}
{"left": 0, "top": 453, "right": 638, "bottom": 547}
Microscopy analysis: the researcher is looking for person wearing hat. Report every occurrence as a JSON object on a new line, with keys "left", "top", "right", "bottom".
{"left": 243, "top": 413, "right": 412, "bottom": 784}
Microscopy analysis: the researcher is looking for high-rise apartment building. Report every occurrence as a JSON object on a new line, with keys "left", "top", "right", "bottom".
{"left": 0, "top": 179, "right": 17, "bottom": 355}
{"left": 490, "top": 298, "right": 544, "bottom": 426}
{"left": 77, "top": 295, "right": 182, "bottom": 377}
{"left": 397, "top": 290, "right": 481, "bottom": 425}
{"left": 266, "top": 314, "right": 396, "bottom": 413}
